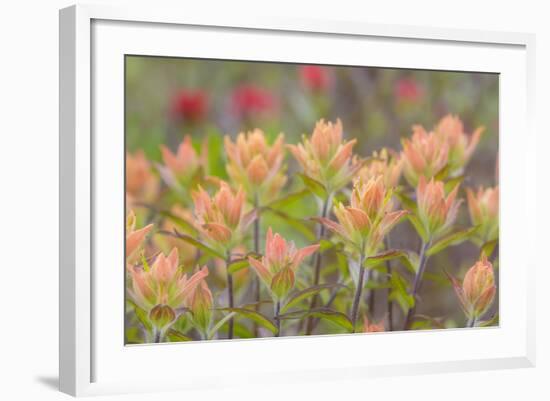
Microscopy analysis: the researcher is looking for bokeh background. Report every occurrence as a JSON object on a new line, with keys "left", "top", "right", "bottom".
{"left": 125, "top": 55, "right": 499, "bottom": 331}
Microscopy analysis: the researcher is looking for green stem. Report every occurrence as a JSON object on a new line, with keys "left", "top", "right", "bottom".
{"left": 226, "top": 254, "right": 234, "bottom": 339}
{"left": 403, "top": 240, "right": 431, "bottom": 330}
{"left": 466, "top": 316, "right": 477, "bottom": 328}
{"left": 153, "top": 329, "right": 161, "bottom": 343}
{"left": 350, "top": 250, "right": 367, "bottom": 333}
{"left": 253, "top": 194, "right": 261, "bottom": 337}
{"left": 305, "top": 193, "right": 333, "bottom": 335}
{"left": 384, "top": 235, "right": 394, "bottom": 331}
{"left": 275, "top": 300, "right": 282, "bottom": 337}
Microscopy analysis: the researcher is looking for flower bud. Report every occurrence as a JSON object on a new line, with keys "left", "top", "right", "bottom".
{"left": 462, "top": 256, "right": 496, "bottom": 318}
{"left": 270, "top": 267, "right": 295, "bottom": 300}
{"left": 149, "top": 304, "right": 176, "bottom": 331}
{"left": 189, "top": 276, "right": 213, "bottom": 335}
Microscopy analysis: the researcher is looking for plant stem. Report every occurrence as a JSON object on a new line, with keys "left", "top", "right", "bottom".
{"left": 403, "top": 240, "right": 431, "bottom": 330}
{"left": 253, "top": 194, "right": 261, "bottom": 337}
{"left": 153, "top": 329, "right": 161, "bottom": 343}
{"left": 226, "top": 254, "right": 234, "bottom": 339}
{"left": 466, "top": 316, "right": 477, "bottom": 328}
{"left": 384, "top": 236, "right": 394, "bottom": 331}
{"left": 275, "top": 300, "right": 282, "bottom": 337}
{"left": 350, "top": 250, "right": 367, "bottom": 333}
{"left": 305, "top": 193, "right": 333, "bottom": 335}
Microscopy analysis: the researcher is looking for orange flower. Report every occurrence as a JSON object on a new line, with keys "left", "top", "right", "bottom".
{"left": 158, "top": 135, "right": 207, "bottom": 191}
{"left": 450, "top": 255, "right": 496, "bottom": 321}
{"left": 358, "top": 148, "right": 403, "bottom": 188}
{"left": 126, "top": 150, "right": 159, "bottom": 204}
{"left": 126, "top": 210, "right": 153, "bottom": 265}
{"left": 416, "top": 176, "right": 461, "bottom": 240}
{"left": 401, "top": 125, "right": 449, "bottom": 186}
{"left": 248, "top": 228, "right": 319, "bottom": 301}
{"left": 288, "top": 119, "right": 362, "bottom": 194}
{"left": 435, "top": 115, "right": 483, "bottom": 175}
{"left": 224, "top": 130, "right": 287, "bottom": 203}
{"left": 467, "top": 186, "right": 499, "bottom": 242}
{"left": 127, "top": 247, "right": 209, "bottom": 331}
{"left": 192, "top": 182, "right": 255, "bottom": 252}
{"left": 363, "top": 315, "right": 385, "bottom": 332}
{"left": 318, "top": 176, "right": 407, "bottom": 256}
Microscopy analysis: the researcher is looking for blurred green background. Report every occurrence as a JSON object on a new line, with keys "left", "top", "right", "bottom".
{"left": 125, "top": 56, "right": 499, "bottom": 330}
{"left": 125, "top": 55, "right": 498, "bottom": 186}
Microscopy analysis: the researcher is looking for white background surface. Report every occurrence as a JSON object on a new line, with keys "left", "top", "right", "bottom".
{"left": 0, "top": 0, "right": 547, "bottom": 399}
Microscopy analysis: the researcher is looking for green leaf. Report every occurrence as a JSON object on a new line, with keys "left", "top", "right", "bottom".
{"left": 164, "top": 229, "right": 225, "bottom": 259}
{"left": 434, "top": 164, "right": 450, "bottom": 181}
{"left": 206, "top": 128, "right": 227, "bottom": 179}
{"left": 364, "top": 249, "right": 408, "bottom": 269}
{"left": 266, "top": 189, "right": 311, "bottom": 209}
{"left": 407, "top": 215, "right": 428, "bottom": 242}
{"left": 281, "top": 284, "right": 345, "bottom": 313}
{"left": 427, "top": 226, "right": 479, "bottom": 256}
{"left": 218, "top": 307, "right": 277, "bottom": 334}
{"left": 395, "top": 190, "right": 417, "bottom": 212}
{"left": 158, "top": 210, "right": 198, "bottom": 235}
{"left": 208, "top": 312, "right": 236, "bottom": 340}
{"left": 166, "top": 329, "right": 192, "bottom": 342}
{"left": 481, "top": 239, "right": 498, "bottom": 258}
{"left": 388, "top": 271, "right": 415, "bottom": 313}
{"left": 298, "top": 173, "right": 327, "bottom": 199}
{"left": 279, "top": 308, "right": 353, "bottom": 332}
{"left": 131, "top": 302, "right": 152, "bottom": 332}
{"left": 227, "top": 253, "right": 260, "bottom": 274}
{"left": 264, "top": 208, "right": 316, "bottom": 241}
{"left": 478, "top": 313, "right": 499, "bottom": 327}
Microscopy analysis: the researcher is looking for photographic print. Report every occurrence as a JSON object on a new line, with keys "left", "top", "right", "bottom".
{"left": 125, "top": 56, "right": 499, "bottom": 344}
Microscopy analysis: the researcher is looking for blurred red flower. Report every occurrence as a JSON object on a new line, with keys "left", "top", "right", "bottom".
{"left": 299, "top": 65, "right": 330, "bottom": 92}
{"left": 170, "top": 89, "right": 208, "bottom": 123}
{"left": 394, "top": 77, "right": 423, "bottom": 102}
{"left": 231, "top": 84, "right": 275, "bottom": 118}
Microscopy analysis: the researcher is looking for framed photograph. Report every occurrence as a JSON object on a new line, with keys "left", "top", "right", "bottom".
{"left": 59, "top": 4, "right": 536, "bottom": 396}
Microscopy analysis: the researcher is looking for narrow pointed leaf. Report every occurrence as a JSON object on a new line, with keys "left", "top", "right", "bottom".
{"left": 208, "top": 312, "right": 236, "bottom": 340}
{"left": 481, "top": 239, "right": 498, "bottom": 258}
{"left": 159, "top": 210, "right": 198, "bottom": 235}
{"left": 298, "top": 173, "right": 328, "bottom": 199}
{"left": 161, "top": 229, "right": 225, "bottom": 259}
{"left": 266, "top": 189, "right": 311, "bottom": 209}
{"left": 407, "top": 215, "right": 428, "bottom": 242}
{"left": 166, "top": 329, "right": 192, "bottom": 342}
{"left": 218, "top": 307, "right": 277, "bottom": 334}
{"left": 281, "top": 284, "right": 345, "bottom": 313}
{"left": 279, "top": 308, "right": 353, "bottom": 332}
{"left": 364, "top": 249, "right": 407, "bottom": 269}
{"left": 427, "top": 226, "right": 479, "bottom": 256}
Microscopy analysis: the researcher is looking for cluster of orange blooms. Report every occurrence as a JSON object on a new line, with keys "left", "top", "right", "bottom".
{"left": 126, "top": 114, "right": 498, "bottom": 342}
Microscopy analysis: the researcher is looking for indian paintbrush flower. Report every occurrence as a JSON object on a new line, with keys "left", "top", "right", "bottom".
{"left": 450, "top": 255, "right": 496, "bottom": 324}
{"left": 299, "top": 65, "right": 330, "bottom": 92}
{"left": 416, "top": 176, "right": 461, "bottom": 240}
{"left": 126, "top": 210, "right": 153, "bottom": 266}
{"left": 187, "top": 267, "right": 213, "bottom": 337}
{"left": 288, "top": 119, "right": 362, "bottom": 194}
{"left": 170, "top": 89, "right": 208, "bottom": 123}
{"left": 191, "top": 181, "right": 256, "bottom": 253}
{"left": 231, "top": 84, "right": 275, "bottom": 119}
{"left": 158, "top": 135, "right": 207, "bottom": 192}
{"left": 318, "top": 176, "right": 408, "bottom": 256}
{"left": 126, "top": 150, "right": 159, "bottom": 204}
{"left": 435, "top": 115, "right": 483, "bottom": 176}
{"left": 127, "top": 247, "right": 209, "bottom": 333}
{"left": 401, "top": 125, "right": 449, "bottom": 187}
{"left": 358, "top": 148, "right": 403, "bottom": 188}
{"left": 363, "top": 315, "right": 385, "bottom": 332}
{"left": 394, "top": 77, "right": 424, "bottom": 103}
{"left": 224, "top": 129, "right": 287, "bottom": 203}
{"left": 467, "top": 186, "right": 499, "bottom": 243}
{"left": 248, "top": 227, "right": 319, "bottom": 302}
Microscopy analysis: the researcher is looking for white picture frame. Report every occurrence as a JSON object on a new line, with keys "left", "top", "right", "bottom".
{"left": 59, "top": 4, "right": 536, "bottom": 397}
